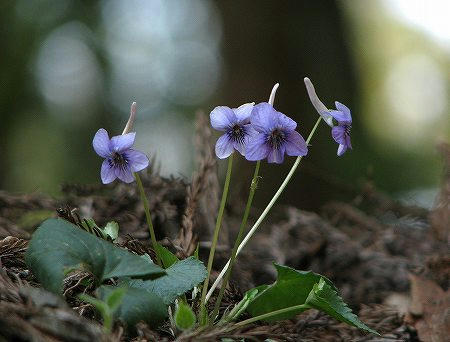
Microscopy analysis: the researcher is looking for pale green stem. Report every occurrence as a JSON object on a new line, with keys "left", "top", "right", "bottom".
{"left": 199, "top": 153, "right": 234, "bottom": 324}
{"left": 210, "top": 161, "right": 261, "bottom": 322}
{"left": 206, "top": 117, "right": 322, "bottom": 302}
{"left": 103, "top": 312, "right": 113, "bottom": 333}
{"left": 134, "top": 172, "right": 162, "bottom": 267}
{"left": 234, "top": 304, "right": 310, "bottom": 327}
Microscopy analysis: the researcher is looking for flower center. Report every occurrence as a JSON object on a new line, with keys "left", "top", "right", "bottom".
{"left": 268, "top": 128, "right": 285, "bottom": 149}
{"left": 109, "top": 152, "right": 128, "bottom": 168}
{"left": 227, "top": 124, "right": 246, "bottom": 144}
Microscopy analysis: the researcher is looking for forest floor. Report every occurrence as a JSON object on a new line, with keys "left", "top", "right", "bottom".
{"left": 0, "top": 120, "right": 448, "bottom": 341}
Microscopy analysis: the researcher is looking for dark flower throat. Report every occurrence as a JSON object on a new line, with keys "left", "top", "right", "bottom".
{"left": 227, "top": 124, "right": 246, "bottom": 144}
{"left": 268, "top": 128, "right": 285, "bottom": 149}
{"left": 109, "top": 152, "right": 128, "bottom": 168}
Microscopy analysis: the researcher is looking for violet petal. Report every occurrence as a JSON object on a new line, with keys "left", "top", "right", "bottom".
{"left": 337, "top": 144, "right": 347, "bottom": 156}
{"left": 329, "top": 105, "right": 352, "bottom": 124}
{"left": 233, "top": 102, "right": 254, "bottom": 123}
{"left": 245, "top": 133, "right": 270, "bottom": 161}
{"left": 114, "top": 164, "right": 135, "bottom": 183}
{"left": 284, "top": 131, "right": 308, "bottom": 156}
{"left": 100, "top": 159, "right": 116, "bottom": 184}
{"left": 331, "top": 126, "right": 347, "bottom": 145}
{"left": 267, "top": 146, "right": 286, "bottom": 164}
{"left": 210, "top": 106, "right": 236, "bottom": 131}
{"left": 345, "top": 134, "right": 352, "bottom": 150}
{"left": 93, "top": 129, "right": 111, "bottom": 158}
{"left": 125, "top": 149, "right": 149, "bottom": 172}
{"left": 250, "top": 103, "right": 278, "bottom": 132}
{"left": 110, "top": 132, "right": 136, "bottom": 153}
{"left": 277, "top": 112, "right": 297, "bottom": 131}
{"left": 233, "top": 140, "right": 246, "bottom": 157}
{"left": 215, "top": 134, "right": 234, "bottom": 159}
{"left": 335, "top": 101, "right": 352, "bottom": 122}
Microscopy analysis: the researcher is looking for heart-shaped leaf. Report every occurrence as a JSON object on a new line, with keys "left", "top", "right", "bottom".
{"left": 98, "top": 285, "right": 168, "bottom": 329}
{"left": 25, "top": 218, "right": 165, "bottom": 294}
{"left": 247, "top": 264, "right": 334, "bottom": 321}
{"left": 125, "top": 257, "right": 207, "bottom": 304}
{"left": 245, "top": 264, "right": 378, "bottom": 334}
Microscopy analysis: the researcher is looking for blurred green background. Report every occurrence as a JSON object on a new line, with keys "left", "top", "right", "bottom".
{"left": 1, "top": 0, "right": 448, "bottom": 210}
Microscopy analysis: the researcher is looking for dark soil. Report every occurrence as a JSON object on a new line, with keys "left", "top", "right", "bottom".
{"left": 0, "top": 117, "right": 448, "bottom": 341}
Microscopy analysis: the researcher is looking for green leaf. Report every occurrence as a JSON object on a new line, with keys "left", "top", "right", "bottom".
{"left": 247, "top": 264, "right": 334, "bottom": 321}
{"left": 174, "top": 301, "right": 196, "bottom": 330}
{"left": 98, "top": 285, "right": 168, "bottom": 329}
{"left": 105, "top": 287, "right": 126, "bottom": 312}
{"left": 305, "top": 278, "right": 379, "bottom": 335}
{"left": 125, "top": 257, "right": 207, "bottom": 304}
{"left": 245, "top": 264, "right": 378, "bottom": 335}
{"left": 25, "top": 218, "right": 165, "bottom": 294}
{"left": 103, "top": 221, "right": 119, "bottom": 241}
{"left": 156, "top": 243, "right": 179, "bottom": 268}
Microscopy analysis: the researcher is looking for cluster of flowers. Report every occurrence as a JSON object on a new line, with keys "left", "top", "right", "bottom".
{"left": 92, "top": 78, "right": 352, "bottom": 183}
{"left": 211, "top": 102, "right": 308, "bottom": 163}
{"left": 211, "top": 79, "right": 352, "bottom": 163}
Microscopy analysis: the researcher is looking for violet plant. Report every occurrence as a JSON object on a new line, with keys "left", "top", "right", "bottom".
{"left": 197, "top": 78, "right": 376, "bottom": 335}
{"left": 206, "top": 78, "right": 353, "bottom": 302}
{"left": 93, "top": 102, "right": 162, "bottom": 266}
{"left": 200, "top": 78, "right": 377, "bottom": 334}
{"left": 25, "top": 78, "right": 378, "bottom": 337}
{"left": 25, "top": 102, "right": 208, "bottom": 333}
{"left": 208, "top": 83, "right": 308, "bottom": 322}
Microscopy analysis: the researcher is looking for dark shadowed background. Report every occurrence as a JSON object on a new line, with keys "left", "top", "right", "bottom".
{"left": 0, "top": 0, "right": 448, "bottom": 211}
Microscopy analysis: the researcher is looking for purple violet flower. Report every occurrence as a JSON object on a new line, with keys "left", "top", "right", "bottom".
{"left": 245, "top": 103, "right": 308, "bottom": 163}
{"left": 210, "top": 103, "right": 254, "bottom": 158}
{"left": 93, "top": 128, "right": 149, "bottom": 184}
{"left": 304, "top": 77, "right": 353, "bottom": 156}
{"left": 327, "top": 101, "right": 352, "bottom": 156}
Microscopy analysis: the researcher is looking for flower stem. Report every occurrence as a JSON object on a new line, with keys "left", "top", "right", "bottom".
{"left": 134, "top": 172, "right": 162, "bottom": 267}
{"left": 103, "top": 312, "right": 113, "bottom": 333}
{"left": 210, "top": 161, "right": 261, "bottom": 322}
{"left": 199, "top": 153, "right": 234, "bottom": 324}
{"left": 206, "top": 117, "right": 322, "bottom": 302}
{"left": 234, "top": 304, "right": 310, "bottom": 327}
